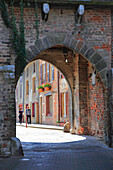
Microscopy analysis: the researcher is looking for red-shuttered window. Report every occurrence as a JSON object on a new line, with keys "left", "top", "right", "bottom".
{"left": 46, "top": 95, "right": 52, "bottom": 116}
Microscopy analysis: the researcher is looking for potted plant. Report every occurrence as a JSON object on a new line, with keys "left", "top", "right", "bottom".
{"left": 44, "top": 83, "right": 51, "bottom": 91}
{"left": 37, "top": 85, "right": 44, "bottom": 92}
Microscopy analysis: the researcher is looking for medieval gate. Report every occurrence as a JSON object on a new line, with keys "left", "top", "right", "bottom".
{"left": 0, "top": 0, "right": 113, "bottom": 156}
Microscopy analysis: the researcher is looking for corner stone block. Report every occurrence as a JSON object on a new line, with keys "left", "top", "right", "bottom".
{"left": 26, "top": 49, "right": 35, "bottom": 62}
{"left": 35, "top": 39, "right": 45, "bottom": 52}
{"left": 63, "top": 33, "right": 73, "bottom": 47}
{"left": 90, "top": 53, "right": 102, "bottom": 65}
{"left": 75, "top": 41, "right": 84, "bottom": 52}
{"left": 99, "top": 69, "right": 107, "bottom": 80}
{"left": 42, "top": 36, "right": 51, "bottom": 49}
{"left": 10, "top": 137, "right": 24, "bottom": 156}
{"left": 95, "top": 59, "right": 107, "bottom": 72}
{"left": 46, "top": 34, "right": 56, "bottom": 46}
{"left": 80, "top": 44, "right": 88, "bottom": 55}
{"left": 85, "top": 48, "right": 95, "bottom": 60}
{"left": 3, "top": 73, "right": 15, "bottom": 79}
{"left": 0, "top": 65, "right": 15, "bottom": 73}
{"left": 29, "top": 45, "right": 40, "bottom": 57}
{"left": 69, "top": 38, "right": 77, "bottom": 49}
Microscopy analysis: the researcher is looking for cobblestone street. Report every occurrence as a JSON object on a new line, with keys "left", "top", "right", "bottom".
{"left": 0, "top": 126, "right": 113, "bottom": 170}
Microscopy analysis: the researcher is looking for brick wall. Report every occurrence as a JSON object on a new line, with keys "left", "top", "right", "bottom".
{"left": 87, "top": 63, "right": 105, "bottom": 138}
{"left": 8, "top": 7, "right": 111, "bottom": 68}
{"left": 79, "top": 56, "right": 88, "bottom": 134}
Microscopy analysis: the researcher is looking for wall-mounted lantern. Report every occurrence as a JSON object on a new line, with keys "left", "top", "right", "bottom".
{"left": 75, "top": 4, "right": 85, "bottom": 24}
{"left": 91, "top": 71, "right": 96, "bottom": 86}
{"left": 63, "top": 49, "right": 68, "bottom": 63}
{"left": 41, "top": 3, "right": 49, "bottom": 22}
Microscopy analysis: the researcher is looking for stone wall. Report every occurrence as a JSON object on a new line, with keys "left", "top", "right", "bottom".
{"left": 0, "top": 65, "right": 15, "bottom": 156}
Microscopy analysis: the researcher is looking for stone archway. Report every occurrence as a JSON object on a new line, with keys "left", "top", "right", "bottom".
{"left": 25, "top": 33, "right": 107, "bottom": 87}
{"left": 0, "top": 33, "right": 109, "bottom": 156}
{"left": 20, "top": 33, "right": 108, "bottom": 134}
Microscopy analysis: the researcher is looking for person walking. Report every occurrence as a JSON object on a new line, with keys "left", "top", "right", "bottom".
{"left": 25, "top": 106, "right": 31, "bottom": 124}
{"left": 18, "top": 108, "right": 23, "bottom": 124}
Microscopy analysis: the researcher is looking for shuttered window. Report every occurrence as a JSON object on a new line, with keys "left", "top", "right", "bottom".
{"left": 52, "top": 66, "right": 54, "bottom": 81}
{"left": 47, "top": 63, "right": 49, "bottom": 82}
{"left": 44, "top": 62, "right": 46, "bottom": 83}
{"left": 46, "top": 95, "right": 53, "bottom": 116}
{"left": 40, "top": 64, "right": 43, "bottom": 85}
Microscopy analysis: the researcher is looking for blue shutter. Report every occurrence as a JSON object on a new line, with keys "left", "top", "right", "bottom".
{"left": 47, "top": 63, "right": 49, "bottom": 82}
{"left": 52, "top": 66, "right": 54, "bottom": 81}
{"left": 44, "top": 62, "right": 46, "bottom": 83}
{"left": 40, "top": 64, "right": 42, "bottom": 85}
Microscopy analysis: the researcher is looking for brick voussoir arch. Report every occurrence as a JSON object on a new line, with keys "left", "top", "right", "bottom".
{"left": 26, "top": 34, "right": 108, "bottom": 87}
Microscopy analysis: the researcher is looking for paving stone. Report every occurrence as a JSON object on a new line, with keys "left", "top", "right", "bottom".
{"left": 0, "top": 126, "right": 113, "bottom": 170}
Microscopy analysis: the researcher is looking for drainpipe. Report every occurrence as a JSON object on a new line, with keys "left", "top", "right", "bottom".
{"left": 71, "top": 90, "right": 75, "bottom": 133}
{"left": 22, "top": 72, "right": 25, "bottom": 123}
{"left": 57, "top": 70, "right": 60, "bottom": 122}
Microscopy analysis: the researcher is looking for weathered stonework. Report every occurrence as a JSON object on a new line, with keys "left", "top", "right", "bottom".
{"left": 0, "top": 2, "right": 113, "bottom": 156}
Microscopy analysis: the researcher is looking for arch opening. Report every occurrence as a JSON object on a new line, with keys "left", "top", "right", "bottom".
{"left": 16, "top": 44, "right": 107, "bottom": 139}
{"left": 16, "top": 58, "right": 73, "bottom": 131}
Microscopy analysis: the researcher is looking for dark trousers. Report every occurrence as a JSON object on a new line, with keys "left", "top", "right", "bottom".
{"left": 19, "top": 117, "right": 22, "bottom": 124}
{"left": 27, "top": 115, "right": 31, "bottom": 124}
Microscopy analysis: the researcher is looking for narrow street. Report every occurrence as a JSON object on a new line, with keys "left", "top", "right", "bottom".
{"left": 0, "top": 126, "right": 113, "bottom": 170}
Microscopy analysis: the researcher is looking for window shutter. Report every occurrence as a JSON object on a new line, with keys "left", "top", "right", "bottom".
{"left": 60, "top": 93, "right": 62, "bottom": 117}
{"left": 47, "top": 63, "right": 49, "bottom": 82}
{"left": 52, "top": 66, "right": 54, "bottom": 81}
{"left": 40, "top": 64, "right": 42, "bottom": 85}
{"left": 46, "top": 96, "right": 49, "bottom": 115}
{"left": 44, "top": 63, "right": 46, "bottom": 83}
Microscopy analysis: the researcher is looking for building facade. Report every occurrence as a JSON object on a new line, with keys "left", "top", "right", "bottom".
{"left": 16, "top": 60, "right": 70, "bottom": 126}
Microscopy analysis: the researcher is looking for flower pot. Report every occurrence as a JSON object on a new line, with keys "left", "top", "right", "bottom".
{"left": 44, "top": 86, "right": 51, "bottom": 91}
{"left": 38, "top": 88, "right": 44, "bottom": 92}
